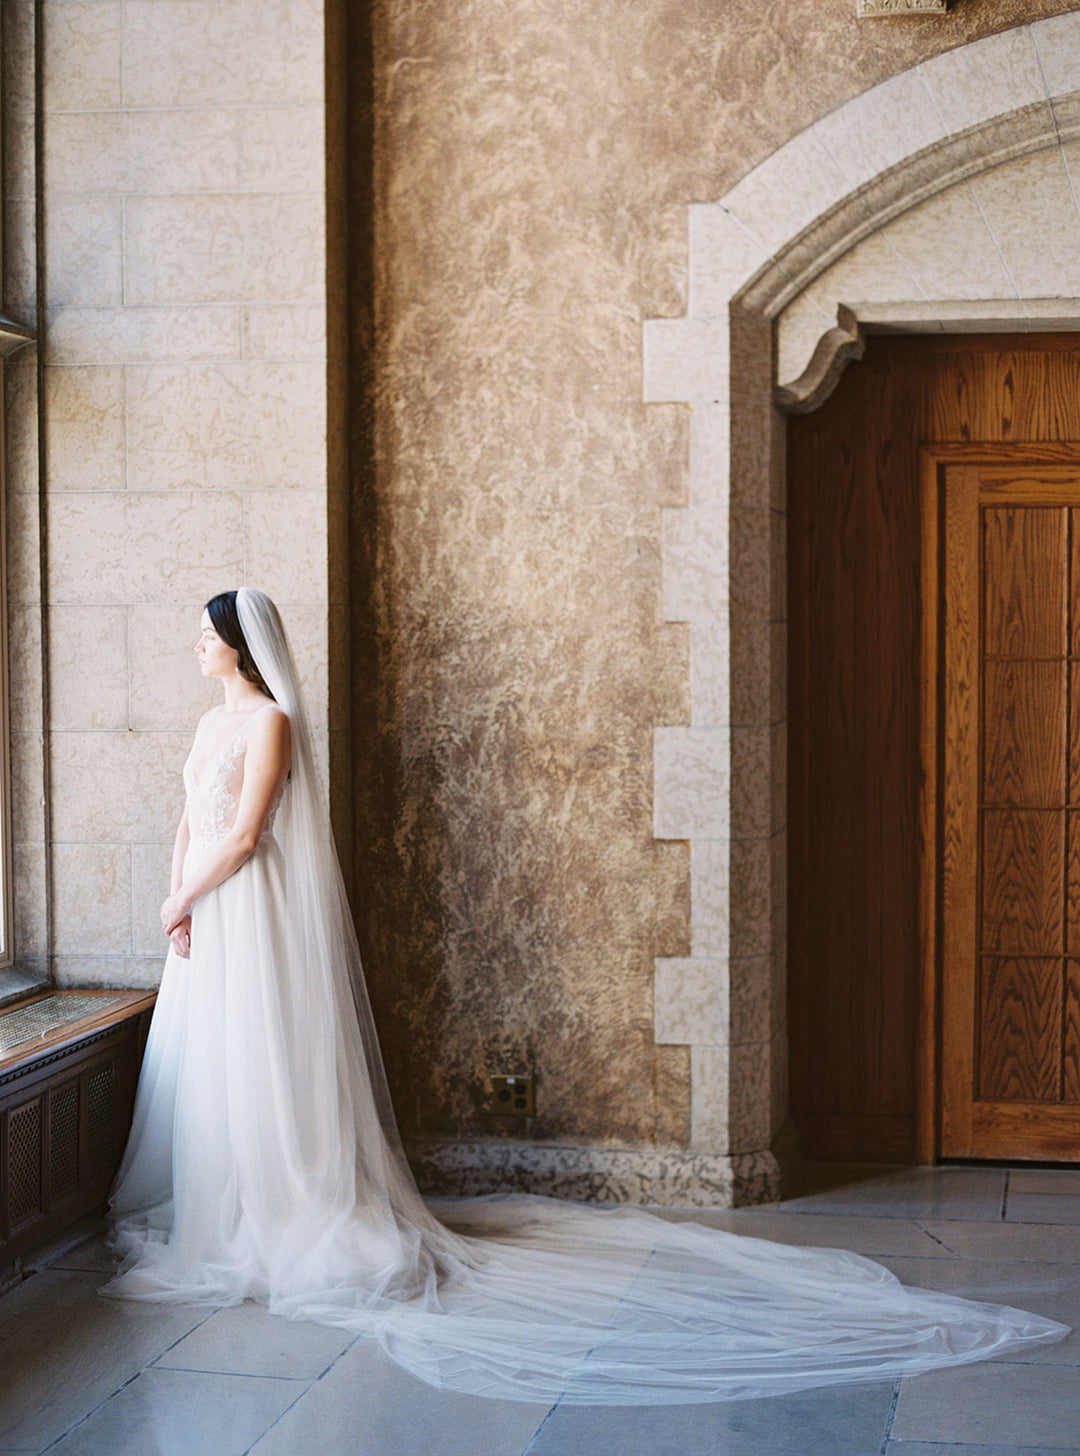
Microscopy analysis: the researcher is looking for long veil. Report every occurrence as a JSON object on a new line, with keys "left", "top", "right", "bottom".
{"left": 110, "top": 587, "right": 1067, "bottom": 1405}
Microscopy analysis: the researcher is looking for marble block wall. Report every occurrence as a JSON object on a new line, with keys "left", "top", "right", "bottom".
{"left": 37, "top": 0, "right": 331, "bottom": 989}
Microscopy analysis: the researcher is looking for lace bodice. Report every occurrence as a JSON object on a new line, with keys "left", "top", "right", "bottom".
{"left": 183, "top": 706, "right": 282, "bottom": 853}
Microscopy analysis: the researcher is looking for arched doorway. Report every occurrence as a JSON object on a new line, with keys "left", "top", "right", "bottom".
{"left": 646, "top": 17, "right": 1080, "bottom": 1194}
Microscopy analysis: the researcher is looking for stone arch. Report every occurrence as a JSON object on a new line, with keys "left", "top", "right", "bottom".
{"left": 644, "top": 17, "right": 1080, "bottom": 1203}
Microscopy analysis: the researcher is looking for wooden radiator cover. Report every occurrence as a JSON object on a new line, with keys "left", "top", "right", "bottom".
{"left": 0, "top": 990, "right": 156, "bottom": 1263}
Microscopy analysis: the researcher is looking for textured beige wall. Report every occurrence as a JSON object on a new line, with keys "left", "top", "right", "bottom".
{"left": 37, "top": 0, "right": 330, "bottom": 987}
{"left": 357, "top": 0, "right": 1080, "bottom": 1161}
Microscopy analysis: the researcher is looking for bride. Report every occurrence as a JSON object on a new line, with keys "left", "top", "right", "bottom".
{"left": 104, "top": 587, "right": 1068, "bottom": 1405}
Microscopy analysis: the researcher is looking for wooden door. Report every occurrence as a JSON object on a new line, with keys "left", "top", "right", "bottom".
{"left": 931, "top": 451, "right": 1080, "bottom": 1159}
{"left": 788, "top": 335, "right": 1080, "bottom": 1165}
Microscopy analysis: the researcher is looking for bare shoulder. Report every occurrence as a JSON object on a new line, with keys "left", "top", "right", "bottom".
{"left": 247, "top": 702, "right": 291, "bottom": 759}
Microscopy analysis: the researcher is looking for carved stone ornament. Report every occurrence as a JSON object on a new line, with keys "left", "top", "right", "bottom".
{"left": 857, "top": 0, "right": 947, "bottom": 15}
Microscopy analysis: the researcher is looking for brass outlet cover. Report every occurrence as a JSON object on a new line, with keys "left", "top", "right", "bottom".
{"left": 491, "top": 1075, "right": 535, "bottom": 1116}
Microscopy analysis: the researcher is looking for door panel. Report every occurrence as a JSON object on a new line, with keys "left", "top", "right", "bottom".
{"left": 787, "top": 336, "right": 1080, "bottom": 1165}
{"left": 938, "top": 463, "right": 1080, "bottom": 1160}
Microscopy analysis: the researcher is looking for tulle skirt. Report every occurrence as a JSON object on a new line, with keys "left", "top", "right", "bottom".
{"left": 105, "top": 840, "right": 1069, "bottom": 1405}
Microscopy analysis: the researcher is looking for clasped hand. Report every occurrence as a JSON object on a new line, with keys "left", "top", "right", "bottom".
{"left": 161, "top": 893, "right": 192, "bottom": 959}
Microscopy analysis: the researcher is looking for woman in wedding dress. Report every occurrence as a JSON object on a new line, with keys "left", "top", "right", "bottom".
{"left": 105, "top": 588, "right": 1068, "bottom": 1404}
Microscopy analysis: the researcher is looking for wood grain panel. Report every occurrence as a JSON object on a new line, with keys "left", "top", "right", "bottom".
{"left": 982, "top": 660, "right": 1065, "bottom": 808}
{"left": 1066, "top": 962, "right": 1080, "bottom": 1103}
{"left": 982, "top": 507, "right": 1067, "bottom": 658}
{"left": 978, "top": 957, "right": 1062, "bottom": 1102}
{"left": 788, "top": 335, "right": 1080, "bottom": 1165}
{"left": 981, "top": 810, "right": 1064, "bottom": 955}
{"left": 1067, "top": 811, "right": 1080, "bottom": 958}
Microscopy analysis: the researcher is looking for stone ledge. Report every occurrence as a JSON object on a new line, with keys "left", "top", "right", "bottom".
{"left": 407, "top": 1139, "right": 782, "bottom": 1208}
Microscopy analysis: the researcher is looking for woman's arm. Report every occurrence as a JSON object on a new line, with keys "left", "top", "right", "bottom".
{"left": 168, "top": 805, "right": 193, "bottom": 957}
{"left": 161, "top": 707, "right": 291, "bottom": 936}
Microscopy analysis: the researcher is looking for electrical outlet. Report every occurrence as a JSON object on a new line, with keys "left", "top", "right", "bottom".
{"left": 491, "top": 1074, "right": 535, "bottom": 1116}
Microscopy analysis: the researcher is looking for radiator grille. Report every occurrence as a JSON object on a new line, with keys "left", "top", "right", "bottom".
{"left": 49, "top": 1081, "right": 81, "bottom": 1202}
{"left": 87, "top": 1065, "right": 115, "bottom": 1178}
{"left": 0, "top": 995, "right": 121, "bottom": 1054}
{"left": 9, "top": 1097, "right": 42, "bottom": 1227}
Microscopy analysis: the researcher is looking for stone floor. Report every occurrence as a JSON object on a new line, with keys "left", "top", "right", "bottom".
{"left": 1, "top": 1165, "right": 1078, "bottom": 1455}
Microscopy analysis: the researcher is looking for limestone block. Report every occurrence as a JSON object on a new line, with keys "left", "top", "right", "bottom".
{"left": 130, "top": 842, "right": 172, "bottom": 957}
{"left": 44, "top": 195, "right": 122, "bottom": 307}
{"left": 729, "top": 955, "right": 773, "bottom": 1046}
{"left": 125, "top": 362, "right": 326, "bottom": 490}
{"left": 49, "top": 730, "right": 188, "bottom": 844}
{"left": 654, "top": 957, "right": 729, "bottom": 1046}
{"left": 7, "top": 604, "right": 43, "bottom": 735}
{"left": 881, "top": 183, "right": 1015, "bottom": 302}
{"left": 42, "top": 1, "right": 121, "bottom": 112}
{"left": 728, "top": 836, "right": 773, "bottom": 959}
{"left": 48, "top": 604, "right": 128, "bottom": 731}
{"left": 122, "top": 0, "right": 324, "bottom": 110}
{"left": 918, "top": 27, "right": 1050, "bottom": 137}
{"left": 239, "top": 105, "right": 325, "bottom": 192}
{"left": 654, "top": 725, "right": 730, "bottom": 840}
{"left": 51, "top": 841, "right": 131, "bottom": 956}
{"left": 1031, "top": 11, "right": 1080, "bottom": 99}
{"left": 126, "top": 604, "right": 218, "bottom": 733}
{"left": 47, "top": 492, "right": 244, "bottom": 603}
{"left": 241, "top": 305, "right": 326, "bottom": 362}
{"left": 243, "top": 491, "right": 328, "bottom": 606}
{"left": 691, "top": 837, "right": 729, "bottom": 960}
{"left": 4, "top": 492, "right": 41, "bottom": 605}
{"left": 52, "top": 957, "right": 163, "bottom": 990}
{"left": 721, "top": 129, "right": 848, "bottom": 260}
{"left": 687, "top": 401, "right": 730, "bottom": 510}
{"left": 123, "top": 195, "right": 323, "bottom": 308}
{"left": 690, "top": 617, "right": 731, "bottom": 729}
{"left": 690, "top": 1043, "right": 729, "bottom": 1153}
{"left": 13, "top": 841, "right": 47, "bottom": 961}
{"left": 45, "top": 109, "right": 240, "bottom": 196}
{"left": 4, "top": 200, "right": 37, "bottom": 311}
{"left": 686, "top": 205, "right": 770, "bottom": 319}
{"left": 9, "top": 732, "right": 45, "bottom": 846}
{"left": 46, "top": 306, "right": 242, "bottom": 367}
{"left": 731, "top": 725, "right": 773, "bottom": 839}
{"left": 728, "top": 1040, "right": 773, "bottom": 1154}
{"left": 812, "top": 70, "right": 946, "bottom": 193}
{"left": 642, "top": 318, "right": 728, "bottom": 404}
{"left": 44, "top": 365, "right": 125, "bottom": 491}
{"left": 661, "top": 506, "right": 728, "bottom": 623}
{"left": 973, "top": 146, "right": 1080, "bottom": 300}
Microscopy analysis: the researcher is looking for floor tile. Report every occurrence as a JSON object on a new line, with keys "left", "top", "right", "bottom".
{"left": 783, "top": 1167, "right": 1007, "bottom": 1222}
{"left": 154, "top": 1300, "right": 355, "bottom": 1380}
{"left": 1006, "top": 1192, "right": 1080, "bottom": 1225}
{"left": 45, "top": 1234, "right": 117, "bottom": 1274}
{"left": 888, "top": 1444, "right": 1080, "bottom": 1455}
{"left": 247, "top": 1337, "right": 550, "bottom": 1456}
{"left": 891, "top": 1361, "right": 1080, "bottom": 1446}
{"left": 524, "top": 1381, "right": 897, "bottom": 1456}
{"left": 655, "top": 1209, "right": 950, "bottom": 1258}
{"left": 44, "top": 1367, "right": 303, "bottom": 1456}
{"left": 0, "top": 1269, "right": 212, "bottom": 1451}
{"left": 875, "top": 1255, "right": 1079, "bottom": 1364}
{"left": 920, "top": 1219, "right": 1079, "bottom": 1263}
{"left": 1008, "top": 1169, "right": 1080, "bottom": 1196}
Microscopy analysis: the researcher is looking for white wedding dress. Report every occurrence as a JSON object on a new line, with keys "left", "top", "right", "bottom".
{"left": 105, "top": 590, "right": 1068, "bottom": 1405}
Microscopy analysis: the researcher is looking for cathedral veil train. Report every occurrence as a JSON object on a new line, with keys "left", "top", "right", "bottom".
{"left": 102, "top": 587, "right": 1069, "bottom": 1405}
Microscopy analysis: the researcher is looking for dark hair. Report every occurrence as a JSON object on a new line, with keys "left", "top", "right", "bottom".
{"left": 205, "top": 592, "right": 275, "bottom": 700}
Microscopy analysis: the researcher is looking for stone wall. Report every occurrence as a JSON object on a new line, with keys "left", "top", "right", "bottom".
{"left": 32, "top": 0, "right": 331, "bottom": 989}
